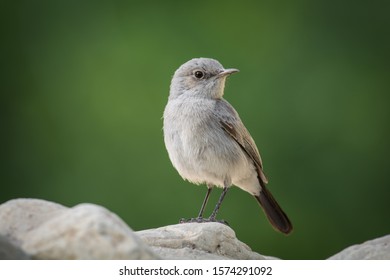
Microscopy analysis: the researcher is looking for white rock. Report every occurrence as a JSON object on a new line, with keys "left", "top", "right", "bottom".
{"left": 328, "top": 235, "right": 390, "bottom": 260}
{"left": 0, "top": 235, "right": 30, "bottom": 259}
{"left": 0, "top": 199, "right": 66, "bottom": 244}
{"left": 1, "top": 199, "right": 271, "bottom": 260}
{"left": 136, "top": 222, "right": 271, "bottom": 259}
{"left": 0, "top": 199, "right": 157, "bottom": 259}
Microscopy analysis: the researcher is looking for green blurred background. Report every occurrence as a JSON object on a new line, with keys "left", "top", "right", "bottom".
{"left": 1, "top": 0, "right": 389, "bottom": 259}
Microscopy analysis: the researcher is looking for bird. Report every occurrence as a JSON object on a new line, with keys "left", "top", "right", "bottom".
{"left": 163, "top": 58, "right": 293, "bottom": 234}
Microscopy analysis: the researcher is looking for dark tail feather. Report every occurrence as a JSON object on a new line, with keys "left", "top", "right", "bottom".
{"left": 254, "top": 186, "right": 293, "bottom": 235}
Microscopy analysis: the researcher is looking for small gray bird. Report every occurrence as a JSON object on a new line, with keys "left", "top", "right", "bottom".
{"left": 163, "top": 58, "right": 293, "bottom": 234}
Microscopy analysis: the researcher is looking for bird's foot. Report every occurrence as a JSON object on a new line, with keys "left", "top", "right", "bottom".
{"left": 179, "top": 217, "right": 229, "bottom": 226}
{"left": 179, "top": 217, "right": 206, "bottom": 223}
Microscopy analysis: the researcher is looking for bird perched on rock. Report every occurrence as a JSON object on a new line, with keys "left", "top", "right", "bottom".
{"left": 163, "top": 58, "right": 293, "bottom": 234}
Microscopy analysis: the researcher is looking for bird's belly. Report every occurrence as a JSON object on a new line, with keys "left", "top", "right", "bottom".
{"left": 166, "top": 124, "right": 255, "bottom": 188}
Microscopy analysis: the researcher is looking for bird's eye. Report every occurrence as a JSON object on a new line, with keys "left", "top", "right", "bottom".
{"left": 194, "top": 71, "right": 204, "bottom": 79}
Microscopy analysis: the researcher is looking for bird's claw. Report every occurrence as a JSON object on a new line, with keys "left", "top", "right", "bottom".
{"left": 179, "top": 217, "right": 230, "bottom": 226}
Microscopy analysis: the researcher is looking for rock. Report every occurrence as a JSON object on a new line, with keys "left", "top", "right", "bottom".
{"left": 0, "top": 235, "right": 30, "bottom": 260}
{"left": 136, "top": 223, "right": 271, "bottom": 260}
{"left": 0, "top": 198, "right": 272, "bottom": 260}
{"left": 0, "top": 199, "right": 66, "bottom": 244}
{"left": 6, "top": 198, "right": 388, "bottom": 260}
{"left": 328, "top": 235, "right": 390, "bottom": 260}
{"left": 0, "top": 199, "right": 157, "bottom": 259}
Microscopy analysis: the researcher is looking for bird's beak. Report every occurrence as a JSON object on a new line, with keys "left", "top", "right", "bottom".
{"left": 218, "top": 68, "right": 239, "bottom": 77}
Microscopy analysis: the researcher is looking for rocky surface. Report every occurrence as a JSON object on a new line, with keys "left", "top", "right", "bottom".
{"left": 0, "top": 199, "right": 156, "bottom": 259}
{"left": 328, "top": 234, "right": 390, "bottom": 260}
{"left": 137, "top": 222, "right": 269, "bottom": 260}
{"left": 0, "top": 198, "right": 389, "bottom": 260}
{"left": 0, "top": 234, "right": 30, "bottom": 260}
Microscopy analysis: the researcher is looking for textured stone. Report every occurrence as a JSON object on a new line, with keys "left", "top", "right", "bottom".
{"left": 0, "top": 199, "right": 157, "bottom": 259}
{"left": 328, "top": 235, "right": 390, "bottom": 260}
{"left": 0, "top": 199, "right": 66, "bottom": 244}
{"left": 0, "top": 235, "right": 30, "bottom": 260}
{"left": 3, "top": 198, "right": 387, "bottom": 260}
{"left": 136, "top": 222, "right": 271, "bottom": 260}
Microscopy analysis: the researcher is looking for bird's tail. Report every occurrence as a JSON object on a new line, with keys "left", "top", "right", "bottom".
{"left": 254, "top": 184, "right": 293, "bottom": 235}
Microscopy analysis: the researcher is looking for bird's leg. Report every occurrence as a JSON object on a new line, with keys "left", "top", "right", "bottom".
{"left": 197, "top": 186, "right": 212, "bottom": 220}
{"left": 208, "top": 185, "right": 230, "bottom": 225}
{"left": 180, "top": 185, "right": 212, "bottom": 224}
{"left": 180, "top": 184, "right": 230, "bottom": 226}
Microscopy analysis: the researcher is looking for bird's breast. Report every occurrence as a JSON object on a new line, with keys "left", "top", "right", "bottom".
{"left": 163, "top": 98, "right": 254, "bottom": 187}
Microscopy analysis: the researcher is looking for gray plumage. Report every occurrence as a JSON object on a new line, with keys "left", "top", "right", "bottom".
{"left": 163, "top": 58, "right": 292, "bottom": 234}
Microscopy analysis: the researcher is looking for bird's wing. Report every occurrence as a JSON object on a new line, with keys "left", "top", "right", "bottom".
{"left": 216, "top": 100, "right": 293, "bottom": 234}
{"left": 215, "top": 100, "right": 268, "bottom": 184}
